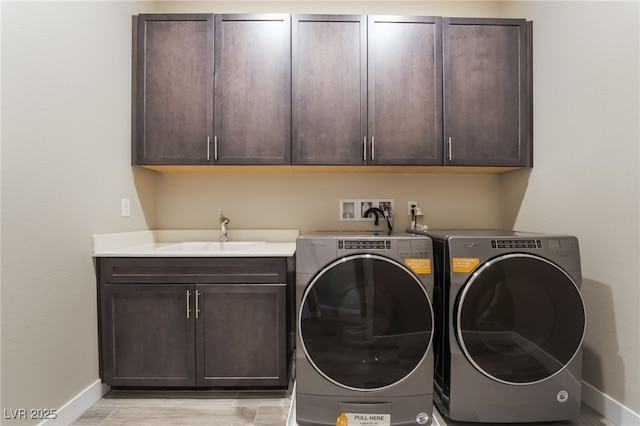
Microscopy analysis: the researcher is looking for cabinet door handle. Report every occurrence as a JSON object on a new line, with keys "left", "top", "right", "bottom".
{"left": 371, "top": 137, "right": 375, "bottom": 160}
{"left": 447, "top": 137, "right": 452, "bottom": 161}
{"left": 207, "top": 137, "right": 210, "bottom": 161}
{"left": 186, "top": 290, "right": 192, "bottom": 319}
{"left": 214, "top": 136, "right": 218, "bottom": 160}
{"left": 195, "top": 290, "right": 200, "bottom": 319}
{"left": 363, "top": 137, "right": 367, "bottom": 161}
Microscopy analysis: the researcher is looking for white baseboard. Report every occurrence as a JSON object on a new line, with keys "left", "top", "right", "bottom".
{"left": 286, "top": 381, "right": 297, "bottom": 426}
{"left": 582, "top": 380, "right": 640, "bottom": 426}
{"left": 39, "top": 380, "right": 108, "bottom": 426}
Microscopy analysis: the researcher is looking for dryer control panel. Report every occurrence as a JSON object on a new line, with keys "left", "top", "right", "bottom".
{"left": 491, "top": 239, "right": 542, "bottom": 249}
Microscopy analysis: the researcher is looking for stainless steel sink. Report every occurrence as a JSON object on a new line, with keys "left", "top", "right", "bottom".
{"left": 154, "top": 241, "right": 266, "bottom": 253}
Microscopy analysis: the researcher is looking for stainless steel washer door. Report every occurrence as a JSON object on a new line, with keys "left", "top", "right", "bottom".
{"left": 299, "top": 254, "right": 433, "bottom": 391}
{"left": 455, "top": 253, "right": 586, "bottom": 385}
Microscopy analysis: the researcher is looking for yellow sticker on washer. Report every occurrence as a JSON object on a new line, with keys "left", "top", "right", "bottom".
{"left": 405, "top": 258, "right": 432, "bottom": 274}
{"left": 452, "top": 257, "right": 480, "bottom": 273}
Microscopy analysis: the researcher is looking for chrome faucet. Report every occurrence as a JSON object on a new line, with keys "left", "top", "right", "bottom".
{"left": 218, "top": 209, "right": 230, "bottom": 242}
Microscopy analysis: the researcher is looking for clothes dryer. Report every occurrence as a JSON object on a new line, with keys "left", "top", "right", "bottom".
{"left": 296, "top": 233, "right": 435, "bottom": 426}
{"left": 420, "top": 229, "right": 585, "bottom": 423}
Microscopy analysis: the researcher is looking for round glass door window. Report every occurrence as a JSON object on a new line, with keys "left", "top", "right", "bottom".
{"left": 299, "top": 254, "right": 433, "bottom": 391}
{"left": 456, "top": 254, "right": 586, "bottom": 384}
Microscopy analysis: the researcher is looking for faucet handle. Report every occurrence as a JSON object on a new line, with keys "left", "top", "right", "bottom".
{"left": 218, "top": 209, "right": 229, "bottom": 224}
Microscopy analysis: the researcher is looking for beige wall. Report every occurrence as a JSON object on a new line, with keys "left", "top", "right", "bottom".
{"left": 154, "top": 172, "right": 506, "bottom": 232}
{"left": 1, "top": 1, "right": 638, "bottom": 424}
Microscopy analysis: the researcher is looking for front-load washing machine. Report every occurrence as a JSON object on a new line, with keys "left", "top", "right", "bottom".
{"left": 419, "top": 229, "right": 586, "bottom": 423}
{"left": 296, "top": 232, "right": 435, "bottom": 426}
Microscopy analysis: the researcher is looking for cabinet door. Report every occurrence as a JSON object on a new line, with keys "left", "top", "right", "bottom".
{"left": 101, "top": 284, "right": 196, "bottom": 387}
{"left": 443, "top": 18, "right": 531, "bottom": 166}
{"left": 368, "top": 16, "right": 443, "bottom": 165}
{"left": 196, "top": 284, "right": 287, "bottom": 387}
{"left": 292, "top": 15, "right": 367, "bottom": 165}
{"left": 214, "top": 14, "right": 291, "bottom": 164}
{"left": 134, "top": 14, "right": 214, "bottom": 165}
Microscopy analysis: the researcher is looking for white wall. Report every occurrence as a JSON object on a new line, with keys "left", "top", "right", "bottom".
{"left": 1, "top": 1, "right": 638, "bottom": 424}
{"left": 501, "top": 1, "right": 640, "bottom": 418}
{"left": 1, "top": 1, "right": 155, "bottom": 422}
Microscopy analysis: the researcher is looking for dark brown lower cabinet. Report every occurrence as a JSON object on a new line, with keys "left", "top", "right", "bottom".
{"left": 101, "top": 284, "right": 197, "bottom": 387}
{"left": 97, "top": 257, "right": 289, "bottom": 388}
{"left": 197, "top": 285, "right": 286, "bottom": 387}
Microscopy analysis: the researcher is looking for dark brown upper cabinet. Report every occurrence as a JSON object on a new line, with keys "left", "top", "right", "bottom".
{"left": 368, "top": 15, "right": 443, "bottom": 165}
{"left": 443, "top": 18, "right": 532, "bottom": 167}
{"left": 292, "top": 15, "right": 367, "bottom": 165}
{"left": 213, "top": 14, "right": 291, "bottom": 165}
{"left": 134, "top": 14, "right": 214, "bottom": 165}
{"left": 133, "top": 14, "right": 532, "bottom": 170}
{"left": 133, "top": 14, "right": 291, "bottom": 166}
{"left": 292, "top": 15, "right": 443, "bottom": 166}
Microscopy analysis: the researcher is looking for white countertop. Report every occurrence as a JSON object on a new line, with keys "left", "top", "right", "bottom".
{"left": 92, "top": 229, "right": 298, "bottom": 257}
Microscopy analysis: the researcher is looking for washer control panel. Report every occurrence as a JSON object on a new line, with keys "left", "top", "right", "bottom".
{"left": 339, "top": 240, "right": 391, "bottom": 250}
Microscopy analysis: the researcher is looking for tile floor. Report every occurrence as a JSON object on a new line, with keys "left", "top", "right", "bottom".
{"left": 72, "top": 389, "right": 292, "bottom": 426}
{"left": 74, "top": 388, "right": 614, "bottom": 426}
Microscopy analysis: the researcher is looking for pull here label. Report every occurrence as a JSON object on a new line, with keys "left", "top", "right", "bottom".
{"left": 336, "top": 412, "right": 391, "bottom": 426}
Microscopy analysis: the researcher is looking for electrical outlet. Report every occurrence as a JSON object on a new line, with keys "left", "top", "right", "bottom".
{"left": 408, "top": 201, "right": 417, "bottom": 215}
{"left": 121, "top": 198, "right": 131, "bottom": 217}
{"left": 340, "top": 199, "right": 394, "bottom": 221}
